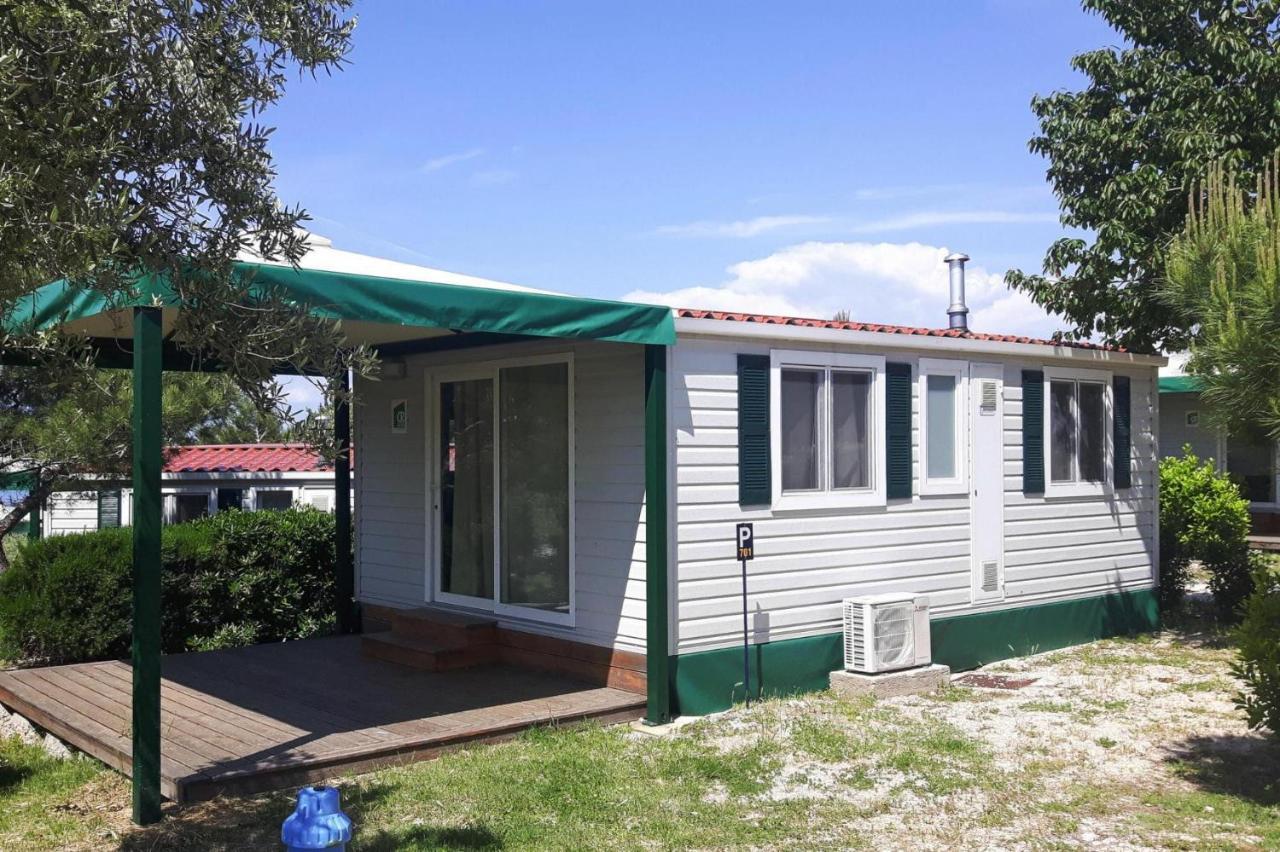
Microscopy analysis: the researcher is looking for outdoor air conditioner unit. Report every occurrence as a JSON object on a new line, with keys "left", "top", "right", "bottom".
{"left": 843, "top": 593, "right": 932, "bottom": 674}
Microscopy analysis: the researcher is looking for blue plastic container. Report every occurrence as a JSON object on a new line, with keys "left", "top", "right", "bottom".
{"left": 281, "top": 785, "right": 353, "bottom": 851}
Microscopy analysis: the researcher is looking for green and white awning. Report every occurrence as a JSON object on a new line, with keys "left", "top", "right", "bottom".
{"left": 6, "top": 254, "right": 675, "bottom": 348}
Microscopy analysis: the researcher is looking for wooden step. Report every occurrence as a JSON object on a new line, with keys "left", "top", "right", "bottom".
{"left": 390, "top": 608, "right": 499, "bottom": 646}
{"left": 361, "top": 632, "right": 498, "bottom": 672}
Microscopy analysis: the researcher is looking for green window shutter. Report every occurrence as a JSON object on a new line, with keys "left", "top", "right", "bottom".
{"left": 1114, "top": 375, "right": 1132, "bottom": 489}
{"left": 1022, "top": 370, "right": 1045, "bottom": 494}
{"left": 97, "top": 489, "right": 122, "bottom": 528}
{"left": 885, "top": 362, "right": 912, "bottom": 500}
{"left": 737, "top": 354, "right": 772, "bottom": 506}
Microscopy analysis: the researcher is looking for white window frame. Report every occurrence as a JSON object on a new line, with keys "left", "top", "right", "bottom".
{"left": 251, "top": 486, "right": 297, "bottom": 512}
{"left": 918, "top": 358, "right": 969, "bottom": 496}
{"left": 164, "top": 488, "right": 215, "bottom": 524}
{"left": 1043, "top": 366, "right": 1113, "bottom": 499}
{"left": 426, "top": 351, "right": 577, "bottom": 628}
{"left": 770, "top": 349, "right": 886, "bottom": 510}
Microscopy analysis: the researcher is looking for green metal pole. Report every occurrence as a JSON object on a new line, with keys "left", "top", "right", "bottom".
{"left": 334, "top": 367, "right": 356, "bottom": 634}
{"left": 644, "top": 344, "right": 671, "bottom": 724}
{"left": 131, "top": 306, "right": 163, "bottom": 825}
{"left": 26, "top": 472, "right": 41, "bottom": 541}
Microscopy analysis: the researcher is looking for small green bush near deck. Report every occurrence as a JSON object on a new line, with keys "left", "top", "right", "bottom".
{"left": 1160, "top": 450, "right": 1254, "bottom": 618}
{"left": 0, "top": 508, "right": 337, "bottom": 666}
{"left": 1235, "top": 556, "right": 1280, "bottom": 736}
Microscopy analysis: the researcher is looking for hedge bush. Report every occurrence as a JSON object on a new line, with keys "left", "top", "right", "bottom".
{"left": 0, "top": 507, "right": 337, "bottom": 666}
{"left": 1159, "top": 449, "right": 1254, "bottom": 618}
{"left": 1234, "top": 556, "right": 1280, "bottom": 737}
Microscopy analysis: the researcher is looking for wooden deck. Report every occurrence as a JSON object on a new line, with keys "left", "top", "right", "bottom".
{"left": 0, "top": 636, "right": 645, "bottom": 802}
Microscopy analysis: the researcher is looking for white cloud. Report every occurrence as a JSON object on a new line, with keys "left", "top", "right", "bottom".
{"left": 849, "top": 209, "right": 1058, "bottom": 234}
{"left": 421, "top": 148, "right": 485, "bottom": 173}
{"left": 654, "top": 215, "right": 830, "bottom": 239}
{"left": 278, "top": 375, "right": 327, "bottom": 414}
{"left": 625, "top": 240, "right": 1064, "bottom": 338}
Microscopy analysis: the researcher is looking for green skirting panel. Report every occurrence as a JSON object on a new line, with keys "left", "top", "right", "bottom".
{"left": 669, "top": 588, "right": 1159, "bottom": 716}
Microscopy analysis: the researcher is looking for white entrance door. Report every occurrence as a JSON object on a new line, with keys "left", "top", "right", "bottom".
{"left": 431, "top": 355, "right": 576, "bottom": 625}
{"left": 970, "top": 363, "right": 1005, "bottom": 602}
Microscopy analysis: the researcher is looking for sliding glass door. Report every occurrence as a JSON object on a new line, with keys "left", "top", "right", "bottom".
{"left": 433, "top": 356, "right": 573, "bottom": 623}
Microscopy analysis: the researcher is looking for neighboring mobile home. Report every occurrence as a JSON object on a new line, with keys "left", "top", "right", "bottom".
{"left": 42, "top": 443, "right": 338, "bottom": 536}
{"left": 1158, "top": 370, "right": 1280, "bottom": 533}
{"left": 350, "top": 251, "right": 1163, "bottom": 716}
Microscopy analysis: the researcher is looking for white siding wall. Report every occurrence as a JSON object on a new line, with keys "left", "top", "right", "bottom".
{"left": 1159, "top": 392, "right": 1220, "bottom": 464}
{"left": 354, "top": 340, "right": 648, "bottom": 653}
{"left": 44, "top": 491, "right": 99, "bottom": 536}
{"left": 671, "top": 336, "right": 1158, "bottom": 656}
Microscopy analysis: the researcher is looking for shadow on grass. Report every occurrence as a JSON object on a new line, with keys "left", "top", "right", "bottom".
{"left": 1163, "top": 733, "right": 1280, "bottom": 807}
{"left": 1157, "top": 595, "right": 1239, "bottom": 651}
{"left": 115, "top": 777, "right": 502, "bottom": 851}
{"left": 359, "top": 824, "right": 501, "bottom": 850}
{"left": 0, "top": 762, "right": 34, "bottom": 794}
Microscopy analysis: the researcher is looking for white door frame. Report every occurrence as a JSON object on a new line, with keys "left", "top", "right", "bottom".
{"left": 969, "top": 362, "right": 1006, "bottom": 603}
{"left": 427, "top": 352, "right": 576, "bottom": 626}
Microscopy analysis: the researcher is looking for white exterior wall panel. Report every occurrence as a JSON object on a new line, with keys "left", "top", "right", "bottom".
{"left": 354, "top": 340, "right": 648, "bottom": 653}
{"left": 670, "top": 335, "right": 1158, "bottom": 656}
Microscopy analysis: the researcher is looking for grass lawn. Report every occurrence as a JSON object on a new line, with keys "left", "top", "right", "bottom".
{"left": 0, "top": 615, "right": 1277, "bottom": 850}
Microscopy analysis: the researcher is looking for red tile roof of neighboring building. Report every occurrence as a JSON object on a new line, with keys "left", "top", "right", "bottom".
{"left": 164, "top": 444, "right": 334, "bottom": 474}
{"left": 674, "top": 308, "right": 1124, "bottom": 352}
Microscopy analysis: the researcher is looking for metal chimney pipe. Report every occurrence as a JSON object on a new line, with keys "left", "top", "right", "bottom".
{"left": 944, "top": 252, "right": 970, "bottom": 331}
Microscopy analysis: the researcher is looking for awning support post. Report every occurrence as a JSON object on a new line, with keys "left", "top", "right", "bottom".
{"left": 644, "top": 344, "right": 671, "bottom": 724}
{"left": 131, "top": 306, "right": 163, "bottom": 825}
{"left": 334, "top": 367, "right": 356, "bottom": 634}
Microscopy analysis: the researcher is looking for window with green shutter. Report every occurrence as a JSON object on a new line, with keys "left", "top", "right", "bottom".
{"left": 1113, "top": 375, "right": 1132, "bottom": 489}
{"left": 885, "top": 362, "right": 912, "bottom": 499}
{"left": 1022, "top": 370, "right": 1045, "bottom": 494}
{"left": 97, "top": 489, "right": 122, "bottom": 528}
{"left": 768, "top": 349, "right": 889, "bottom": 509}
{"left": 737, "top": 354, "right": 772, "bottom": 506}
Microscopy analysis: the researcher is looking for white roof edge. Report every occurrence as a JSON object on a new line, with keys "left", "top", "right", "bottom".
{"left": 674, "top": 317, "right": 1168, "bottom": 366}
{"left": 237, "top": 232, "right": 558, "bottom": 296}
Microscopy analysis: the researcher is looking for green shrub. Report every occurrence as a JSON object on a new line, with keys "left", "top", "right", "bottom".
{"left": 1159, "top": 449, "right": 1254, "bottom": 618}
{"left": 0, "top": 507, "right": 337, "bottom": 665}
{"left": 1234, "top": 557, "right": 1280, "bottom": 736}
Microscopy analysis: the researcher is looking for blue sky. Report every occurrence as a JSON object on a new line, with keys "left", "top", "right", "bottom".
{"left": 268, "top": 0, "right": 1119, "bottom": 357}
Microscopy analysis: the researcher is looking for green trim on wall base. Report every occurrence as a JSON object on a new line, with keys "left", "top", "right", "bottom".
{"left": 669, "top": 588, "right": 1159, "bottom": 716}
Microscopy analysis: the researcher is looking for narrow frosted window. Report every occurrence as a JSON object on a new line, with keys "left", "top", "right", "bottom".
{"left": 926, "top": 373, "right": 957, "bottom": 480}
{"left": 781, "top": 369, "right": 822, "bottom": 491}
{"left": 831, "top": 371, "right": 871, "bottom": 489}
{"left": 1078, "top": 382, "right": 1105, "bottom": 482}
{"left": 1050, "top": 380, "right": 1076, "bottom": 482}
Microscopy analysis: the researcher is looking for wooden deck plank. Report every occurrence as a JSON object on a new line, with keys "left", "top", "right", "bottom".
{"left": 158, "top": 646, "right": 401, "bottom": 747}
{"left": 71, "top": 664, "right": 279, "bottom": 757}
{"left": 21, "top": 668, "right": 217, "bottom": 776}
{"left": 0, "top": 636, "right": 646, "bottom": 804}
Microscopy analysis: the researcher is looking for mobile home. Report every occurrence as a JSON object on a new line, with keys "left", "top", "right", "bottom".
{"left": 350, "top": 251, "right": 1163, "bottom": 716}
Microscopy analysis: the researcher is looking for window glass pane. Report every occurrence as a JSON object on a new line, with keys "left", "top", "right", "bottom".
{"left": 173, "top": 493, "right": 209, "bottom": 523}
{"left": 499, "top": 363, "right": 571, "bottom": 614}
{"left": 781, "top": 370, "right": 822, "bottom": 491}
{"left": 1050, "top": 381, "right": 1076, "bottom": 482}
{"left": 1227, "top": 430, "right": 1275, "bottom": 502}
{"left": 1078, "top": 383, "right": 1105, "bottom": 482}
{"left": 217, "top": 488, "right": 245, "bottom": 513}
{"left": 256, "top": 490, "right": 293, "bottom": 511}
{"left": 926, "top": 373, "right": 957, "bottom": 480}
{"left": 831, "top": 371, "right": 871, "bottom": 489}
{"left": 439, "top": 378, "right": 495, "bottom": 600}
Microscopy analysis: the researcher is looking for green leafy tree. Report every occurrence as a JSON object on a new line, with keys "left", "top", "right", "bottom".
{"left": 1163, "top": 156, "right": 1280, "bottom": 443}
{"left": 1008, "top": 0, "right": 1280, "bottom": 351}
{"left": 0, "top": 368, "right": 296, "bottom": 568}
{"left": 0, "top": 0, "right": 372, "bottom": 421}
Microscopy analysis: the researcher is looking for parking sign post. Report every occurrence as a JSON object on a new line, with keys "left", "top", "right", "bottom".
{"left": 736, "top": 523, "right": 754, "bottom": 706}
